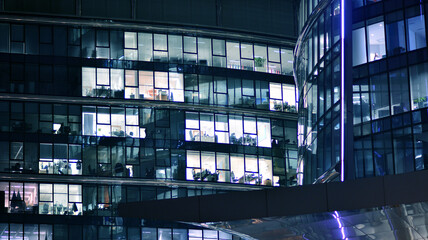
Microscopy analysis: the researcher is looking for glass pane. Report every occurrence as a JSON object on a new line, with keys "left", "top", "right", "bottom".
{"left": 259, "top": 156, "right": 273, "bottom": 185}
{"left": 230, "top": 154, "right": 244, "bottom": 183}
{"left": 216, "top": 153, "right": 229, "bottom": 170}
{"left": 168, "top": 35, "right": 183, "bottom": 63}
{"left": 229, "top": 115, "right": 243, "bottom": 144}
{"left": 410, "top": 62, "right": 428, "bottom": 110}
{"left": 200, "top": 114, "right": 215, "bottom": 142}
{"left": 367, "top": 21, "right": 386, "bottom": 61}
{"left": 201, "top": 152, "right": 215, "bottom": 174}
{"left": 124, "top": 32, "right": 137, "bottom": 49}
{"left": 254, "top": 44, "right": 267, "bottom": 72}
{"left": 197, "top": 37, "right": 212, "bottom": 66}
{"left": 283, "top": 84, "right": 296, "bottom": 112}
{"left": 244, "top": 117, "right": 256, "bottom": 134}
{"left": 213, "top": 39, "right": 225, "bottom": 56}
{"left": 406, "top": 13, "right": 426, "bottom": 51}
{"left": 111, "top": 108, "right": 125, "bottom": 137}
{"left": 155, "top": 72, "right": 168, "bottom": 89}
{"left": 386, "top": 20, "right": 406, "bottom": 56}
{"left": 281, "top": 48, "right": 293, "bottom": 75}
{"left": 138, "top": 32, "right": 153, "bottom": 61}
{"left": 184, "top": 36, "right": 197, "bottom": 53}
{"left": 125, "top": 70, "right": 138, "bottom": 87}
{"left": 352, "top": 27, "right": 367, "bottom": 66}
{"left": 389, "top": 68, "right": 410, "bottom": 115}
{"left": 154, "top": 34, "right": 167, "bottom": 51}
{"left": 226, "top": 41, "right": 240, "bottom": 69}
{"left": 96, "top": 30, "right": 109, "bottom": 47}
{"left": 241, "top": 43, "right": 253, "bottom": 59}
{"left": 97, "top": 68, "right": 109, "bottom": 86}
{"left": 169, "top": 73, "right": 184, "bottom": 102}
{"left": 370, "top": 73, "right": 390, "bottom": 119}
{"left": 185, "top": 112, "right": 199, "bottom": 129}
{"left": 215, "top": 114, "right": 228, "bottom": 131}
{"left": 245, "top": 155, "right": 258, "bottom": 172}
{"left": 82, "top": 67, "right": 96, "bottom": 97}
{"left": 257, "top": 118, "right": 271, "bottom": 148}
{"left": 111, "top": 69, "right": 124, "bottom": 97}
{"left": 268, "top": 46, "right": 280, "bottom": 62}
{"left": 187, "top": 151, "right": 200, "bottom": 168}
{"left": 139, "top": 71, "right": 154, "bottom": 100}
{"left": 0, "top": 23, "right": 10, "bottom": 53}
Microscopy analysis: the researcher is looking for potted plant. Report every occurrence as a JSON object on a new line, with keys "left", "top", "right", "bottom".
{"left": 254, "top": 57, "right": 265, "bottom": 68}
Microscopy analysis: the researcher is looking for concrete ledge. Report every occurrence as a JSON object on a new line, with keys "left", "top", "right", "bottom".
{"left": 326, "top": 176, "right": 384, "bottom": 211}
{"left": 118, "top": 170, "right": 428, "bottom": 222}
{"left": 199, "top": 190, "right": 267, "bottom": 222}
{"left": 267, "top": 183, "right": 327, "bottom": 217}
{"left": 384, "top": 170, "right": 428, "bottom": 205}
{"left": 120, "top": 197, "right": 200, "bottom": 222}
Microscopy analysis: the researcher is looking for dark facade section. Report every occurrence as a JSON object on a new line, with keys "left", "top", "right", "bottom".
{"left": 4, "top": 0, "right": 76, "bottom": 15}
{"left": 3, "top": 0, "right": 298, "bottom": 39}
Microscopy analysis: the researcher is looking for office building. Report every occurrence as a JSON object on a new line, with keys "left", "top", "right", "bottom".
{"left": 296, "top": 0, "right": 428, "bottom": 184}
{"left": 0, "top": 0, "right": 298, "bottom": 239}
{"left": 119, "top": 0, "right": 428, "bottom": 239}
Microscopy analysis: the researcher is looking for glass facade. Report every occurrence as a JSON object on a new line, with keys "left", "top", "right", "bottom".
{"left": 0, "top": 101, "right": 297, "bottom": 185}
{"left": 0, "top": 24, "right": 294, "bottom": 76}
{"left": 0, "top": 6, "right": 298, "bottom": 239}
{"left": 295, "top": 0, "right": 344, "bottom": 184}
{"left": 0, "top": 221, "right": 234, "bottom": 240}
{"left": 296, "top": 0, "right": 428, "bottom": 184}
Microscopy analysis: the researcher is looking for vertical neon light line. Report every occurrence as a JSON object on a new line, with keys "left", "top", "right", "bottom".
{"left": 340, "top": 0, "right": 345, "bottom": 182}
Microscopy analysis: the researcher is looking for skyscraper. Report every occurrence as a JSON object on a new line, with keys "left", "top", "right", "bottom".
{"left": 0, "top": 0, "right": 298, "bottom": 239}
{"left": 295, "top": 0, "right": 428, "bottom": 184}
{"left": 118, "top": 1, "right": 428, "bottom": 239}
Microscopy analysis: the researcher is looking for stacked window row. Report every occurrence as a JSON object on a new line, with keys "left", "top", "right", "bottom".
{"left": 185, "top": 150, "right": 293, "bottom": 186}
{"left": 82, "top": 67, "right": 296, "bottom": 113}
{"left": 185, "top": 112, "right": 271, "bottom": 147}
{"left": 352, "top": 4, "right": 426, "bottom": 66}
{"left": 353, "top": 108, "right": 428, "bottom": 178}
{"left": 0, "top": 140, "right": 296, "bottom": 186}
{"left": 0, "top": 22, "right": 293, "bottom": 75}
{"left": 81, "top": 106, "right": 275, "bottom": 148}
{"left": 121, "top": 31, "right": 292, "bottom": 75}
{"left": 0, "top": 61, "right": 296, "bottom": 113}
{"left": 0, "top": 181, "right": 237, "bottom": 217}
{"left": 0, "top": 101, "right": 297, "bottom": 148}
{"left": 0, "top": 222, "right": 234, "bottom": 240}
{"left": 353, "top": 61, "right": 428, "bottom": 126}
{"left": 0, "top": 182, "right": 82, "bottom": 215}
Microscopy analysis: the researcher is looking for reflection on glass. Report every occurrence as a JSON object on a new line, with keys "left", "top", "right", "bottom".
{"left": 410, "top": 62, "right": 428, "bottom": 110}
{"left": 406, "top": 13, "right": 426, "bottom": 51}
{"left": 352, "top": 27, "right": 367, "bottom": 66}
{"left": 386, "top": 19, "right": 406, "bottom": 56}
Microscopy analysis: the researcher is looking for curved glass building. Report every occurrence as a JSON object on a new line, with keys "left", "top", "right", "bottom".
{"left": 0, "top": 0, "right": 299, "bottom": 239}
{"left": 295, "top": 0, "right": 428, "bottom": 184}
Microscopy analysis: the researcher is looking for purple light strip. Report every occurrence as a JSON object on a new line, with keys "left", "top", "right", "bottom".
{"left": 333, "top": 211, "right": 348, "bottom": 240}
{"left": 340, "top": 0, "right": 345, "bottom": 182}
